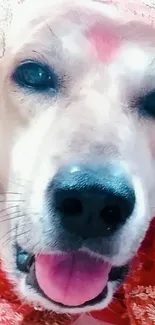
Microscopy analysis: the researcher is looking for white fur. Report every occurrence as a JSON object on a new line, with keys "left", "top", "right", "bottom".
{"left": 1, "top": 0, "right": 155, "bottom": 317}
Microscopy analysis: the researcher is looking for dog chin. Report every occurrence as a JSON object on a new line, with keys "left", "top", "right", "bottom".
{"left": 19, "top": 276, "right": 116, "bottom": 314}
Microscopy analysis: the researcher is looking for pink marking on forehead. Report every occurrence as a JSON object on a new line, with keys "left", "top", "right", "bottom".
{"left": 87, "top": 24, "right": 122, "bottom": 62}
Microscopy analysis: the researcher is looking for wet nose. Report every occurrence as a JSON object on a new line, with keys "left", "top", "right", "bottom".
{"left": 48, "top": 163, "right": 135, "bottom": 238}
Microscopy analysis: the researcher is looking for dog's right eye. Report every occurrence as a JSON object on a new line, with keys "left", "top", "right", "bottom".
{"left": 137, "top": 91, "right": 155, "bottom": 117}
{"left": 12, "top": 61, "right": 59, "bottom": 93}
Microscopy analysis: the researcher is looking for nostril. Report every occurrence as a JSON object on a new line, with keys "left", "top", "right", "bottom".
{"left": 100, "top": 205, "right": 123, "bottom": 231}
{"left": 60, "top": 198, "right": 83, "bottom": 217}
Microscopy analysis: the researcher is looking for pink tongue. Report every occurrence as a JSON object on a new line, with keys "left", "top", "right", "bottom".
{"left": 35, "top": 251, "right": 112, "bottom": 306}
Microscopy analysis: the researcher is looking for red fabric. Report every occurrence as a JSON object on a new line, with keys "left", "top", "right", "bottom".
{"left": 91, "top": 287, "right": 129, "bottom": 325}
{"left": 0, "top": 266, "right": 78, "bottom": 325}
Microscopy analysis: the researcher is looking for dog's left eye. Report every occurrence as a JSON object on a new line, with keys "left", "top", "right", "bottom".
{"left": 138, "top": 91, "right": 155, "bottom": 117}
{"left": 13, "top": 61, "right": 59, "bottom": 92}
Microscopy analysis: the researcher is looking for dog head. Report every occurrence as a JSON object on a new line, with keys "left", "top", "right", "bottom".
{"left": 1, "top": 0, "right": 155, "bottom": 314}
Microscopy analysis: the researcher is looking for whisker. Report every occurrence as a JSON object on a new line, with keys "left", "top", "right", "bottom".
{"left": 0, "top": 205, "right": 19, "bottom": 214}
{"left": 1, "top": 228, "right": 30, "bottom": 248}
{"left": 0, "top": 192, "right": 22, "bottom": 195}
{"left": 0, "top": 199, "right": 24, "bottom": 203}
{"left": 0, "top": 214, "right": 24, "bottom": 225}
{"left": 0, "top": 213, "right": 27, "bottom": 244}
{"left": 31, "top": 240, "right": 41, "bottom": 254}
{"left": 0, "top": 209, "right": 20, "bottom": 219}
{"left": 17, "top": 230, "right": 30, "bottom": 239}
{"left": 0, "top": 226, "right": 17, "bottom": 246}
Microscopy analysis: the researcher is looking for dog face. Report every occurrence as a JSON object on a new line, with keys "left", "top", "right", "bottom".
{"left": 1, "top": 0, "right": 155, "bottom": 314}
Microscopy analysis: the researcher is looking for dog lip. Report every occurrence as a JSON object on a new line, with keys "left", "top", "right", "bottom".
{"left": 108, "top": 264, "right": 129, "bottom": 282}
{"left": 16, "top": 244, "right": 34, "bottom": 273}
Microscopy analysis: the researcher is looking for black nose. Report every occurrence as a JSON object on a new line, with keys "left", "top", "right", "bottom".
{"left": 48, "top": 163, "right": 135, "bottom": 238}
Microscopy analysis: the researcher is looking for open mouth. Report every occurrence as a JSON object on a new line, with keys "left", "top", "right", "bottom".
{"left": 16, "top": 245, "right": 128, "bottom": 308}
{"left": 26, "top": 264, "right": 108, "bottom": 308}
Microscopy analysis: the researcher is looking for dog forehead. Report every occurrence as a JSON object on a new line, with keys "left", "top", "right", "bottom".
{"left": 87, "top": 23, "right": 122, "bottom": 62}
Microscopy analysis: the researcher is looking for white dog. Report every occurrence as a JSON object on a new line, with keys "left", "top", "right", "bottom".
{"left": 1, "top": 0, "right": 155, "bottom": 318}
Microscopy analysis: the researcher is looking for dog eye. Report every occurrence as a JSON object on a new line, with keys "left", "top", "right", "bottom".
{"left": 137, "top": 91, "right": 155, "bottom": 117}
{"left": 13, "top": 61, "right": 59, "bottom": 92}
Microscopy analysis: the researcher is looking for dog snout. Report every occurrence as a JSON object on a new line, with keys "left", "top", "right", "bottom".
{"left": 47, "top": 162, "right": 135, "bottom": 239}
